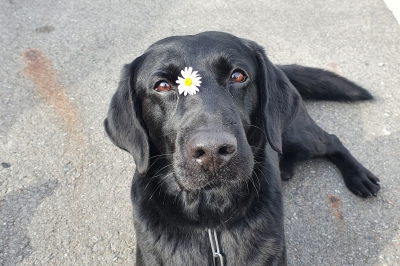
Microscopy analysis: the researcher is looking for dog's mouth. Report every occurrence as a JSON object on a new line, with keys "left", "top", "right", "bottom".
{"left": 172, "top": 155, "right": 255, "bottom": 193}
{"left": 173, "top": 173, "right": 243, "bottom": 192}
{"left": 174, "top": 180, "right": 216, "bottom": 193}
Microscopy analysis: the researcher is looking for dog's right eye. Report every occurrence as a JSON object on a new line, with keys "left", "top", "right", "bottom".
{"left": 155, "top": 81, "right": 172, "bottom": 92}
{"left": 229, "top": 70, "right": 247, "bottom": 83}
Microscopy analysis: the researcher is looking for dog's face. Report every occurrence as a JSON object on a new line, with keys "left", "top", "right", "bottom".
{"left": 134, "top": 33, "right": 264, "bottom": 192}
{"left": 105, "top": 32, "right": 299, "bottom": 207}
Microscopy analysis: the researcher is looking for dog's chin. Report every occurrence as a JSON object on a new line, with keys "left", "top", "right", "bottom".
{"left": 169, "top": 171, "right": 258, "bottom": 226}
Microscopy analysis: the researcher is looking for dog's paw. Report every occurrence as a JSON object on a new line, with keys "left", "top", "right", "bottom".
{"left": 279, "top": 157, "right": 295, "bottom": 181}
{"left": 280, "top": 164, "right": 294, "bottom": 181}
{"left": 343, "top": 167, "right": 380, "bottom": 197}
{"left": 280, "top": 170, "right": 294, "bottom": 181}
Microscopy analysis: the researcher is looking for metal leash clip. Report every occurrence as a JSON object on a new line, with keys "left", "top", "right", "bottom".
{"left": 208, "top": 229, "right": 224, "bottom": 266}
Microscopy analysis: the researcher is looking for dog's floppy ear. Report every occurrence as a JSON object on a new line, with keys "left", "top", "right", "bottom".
{"left": 248, "top": 41, "right": 300, "bottom": 153}
{"left": 104, "top": 56, "right": 149, "bottom": 175}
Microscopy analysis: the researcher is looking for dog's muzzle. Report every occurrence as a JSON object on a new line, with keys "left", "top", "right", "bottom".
{"left": 186, "top": 131, "right": 237, "bottom": 174}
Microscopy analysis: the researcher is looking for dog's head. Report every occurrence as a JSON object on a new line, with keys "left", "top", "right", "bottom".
{"left": 105, "top": 31, "right": 299, "bottom": 198}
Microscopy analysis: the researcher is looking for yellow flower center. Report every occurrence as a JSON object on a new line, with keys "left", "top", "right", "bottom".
{"left": 184, "top": 77, "right": 192, "bottom": 86}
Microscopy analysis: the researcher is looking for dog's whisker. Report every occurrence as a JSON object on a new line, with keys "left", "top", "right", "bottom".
{"left": 143, "top": 164, "right": 174, "bottom": 191}
{"left": 147, "top": 173, "right": 172, "bottom": 203}
{"left": 255, "top": 160, "right": 280, "bottom": 175}
{"left": 244, "top": 124, "right": 267, "bottom": 135}
{"left": 147, "top": 157, "right": 166, "bottom": 171}
{"left": 149, "top": 153, "right": 174, "bottom": 160}
{"left": 152, "top": 163, "right": 174, "bottom": 177}
{"left": 247, "top": 170, "right": 260, "bottom": 200}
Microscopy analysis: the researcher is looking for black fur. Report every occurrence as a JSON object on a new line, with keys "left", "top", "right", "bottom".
{"left": 104, "top": 31, "right": 380, "bottom": 266}
{"left": 278, "top": 64, "right": 373, "bottom": 101}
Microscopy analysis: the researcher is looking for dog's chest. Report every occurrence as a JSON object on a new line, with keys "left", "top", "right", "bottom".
{"left": 135, "top": 225, "right": 281, "bottom": 266}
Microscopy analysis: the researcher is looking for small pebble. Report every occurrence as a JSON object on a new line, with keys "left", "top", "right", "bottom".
{"left": 1, "top": 162, "right": 11, "bottom": 168}
{"left": 382, "top": 128, "right": 391, "bottom": 136}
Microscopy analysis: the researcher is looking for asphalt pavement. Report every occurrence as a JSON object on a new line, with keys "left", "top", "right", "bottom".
{"left": 1, "top": 0, "right": 399, "bottom": 265}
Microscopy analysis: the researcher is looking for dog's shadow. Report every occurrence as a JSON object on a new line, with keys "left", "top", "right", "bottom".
{"left": 0, "top": 181, "right": 58, "bottom": 265}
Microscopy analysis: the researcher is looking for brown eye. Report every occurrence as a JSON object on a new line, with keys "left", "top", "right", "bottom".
{"left": 155, "top": 81, "right": 172, "bottom": 92}
{"left": 230, "top": 71, "right": 246, "bottom": 83}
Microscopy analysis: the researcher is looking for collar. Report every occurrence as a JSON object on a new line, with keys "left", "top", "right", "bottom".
{"left": 208, "top": 229, "right": 224, "bottom": 266}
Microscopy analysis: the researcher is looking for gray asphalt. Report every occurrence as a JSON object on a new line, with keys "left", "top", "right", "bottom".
{"left": 1, "top": 0, "right": 399, "bottom": 265}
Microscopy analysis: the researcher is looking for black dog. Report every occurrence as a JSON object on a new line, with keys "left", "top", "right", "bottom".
{"left": 104, "top": 31, "right": 380, "bottom": 266}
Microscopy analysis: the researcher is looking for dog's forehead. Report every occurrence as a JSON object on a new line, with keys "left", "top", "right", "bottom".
{"left": 144, "top": 32, "right": 255, "bottom": 67}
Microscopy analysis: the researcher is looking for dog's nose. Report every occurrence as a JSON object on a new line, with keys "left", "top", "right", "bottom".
{"left": 186, "top": 131, "right": 237, "bottom": 173}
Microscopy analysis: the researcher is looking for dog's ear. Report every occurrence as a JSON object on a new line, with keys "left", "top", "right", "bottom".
{"left": 104, "top": 56, "right": 149, "bottom": 175}
{"left": 248, "top": 41, "right": 300, "bottom": 153}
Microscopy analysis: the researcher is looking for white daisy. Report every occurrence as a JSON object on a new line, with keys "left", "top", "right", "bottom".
{"left": 176, "top": 67, "right": 202, "bottom": 96}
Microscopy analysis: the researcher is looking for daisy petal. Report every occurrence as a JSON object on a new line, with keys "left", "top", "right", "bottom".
{"left": 176, "top": 67, "right": 202, "bottom": 96}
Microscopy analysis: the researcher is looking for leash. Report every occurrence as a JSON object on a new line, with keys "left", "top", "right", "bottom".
{"left": 207, "top": 229, "right": 224, "bottom": 266}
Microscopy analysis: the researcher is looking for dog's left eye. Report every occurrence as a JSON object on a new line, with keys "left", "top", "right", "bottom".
{"left": 155, "top": 81, "right": 172, "bottom": 92}
{"left": 229, "top": 71, "right": 247, "bottom": 83}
